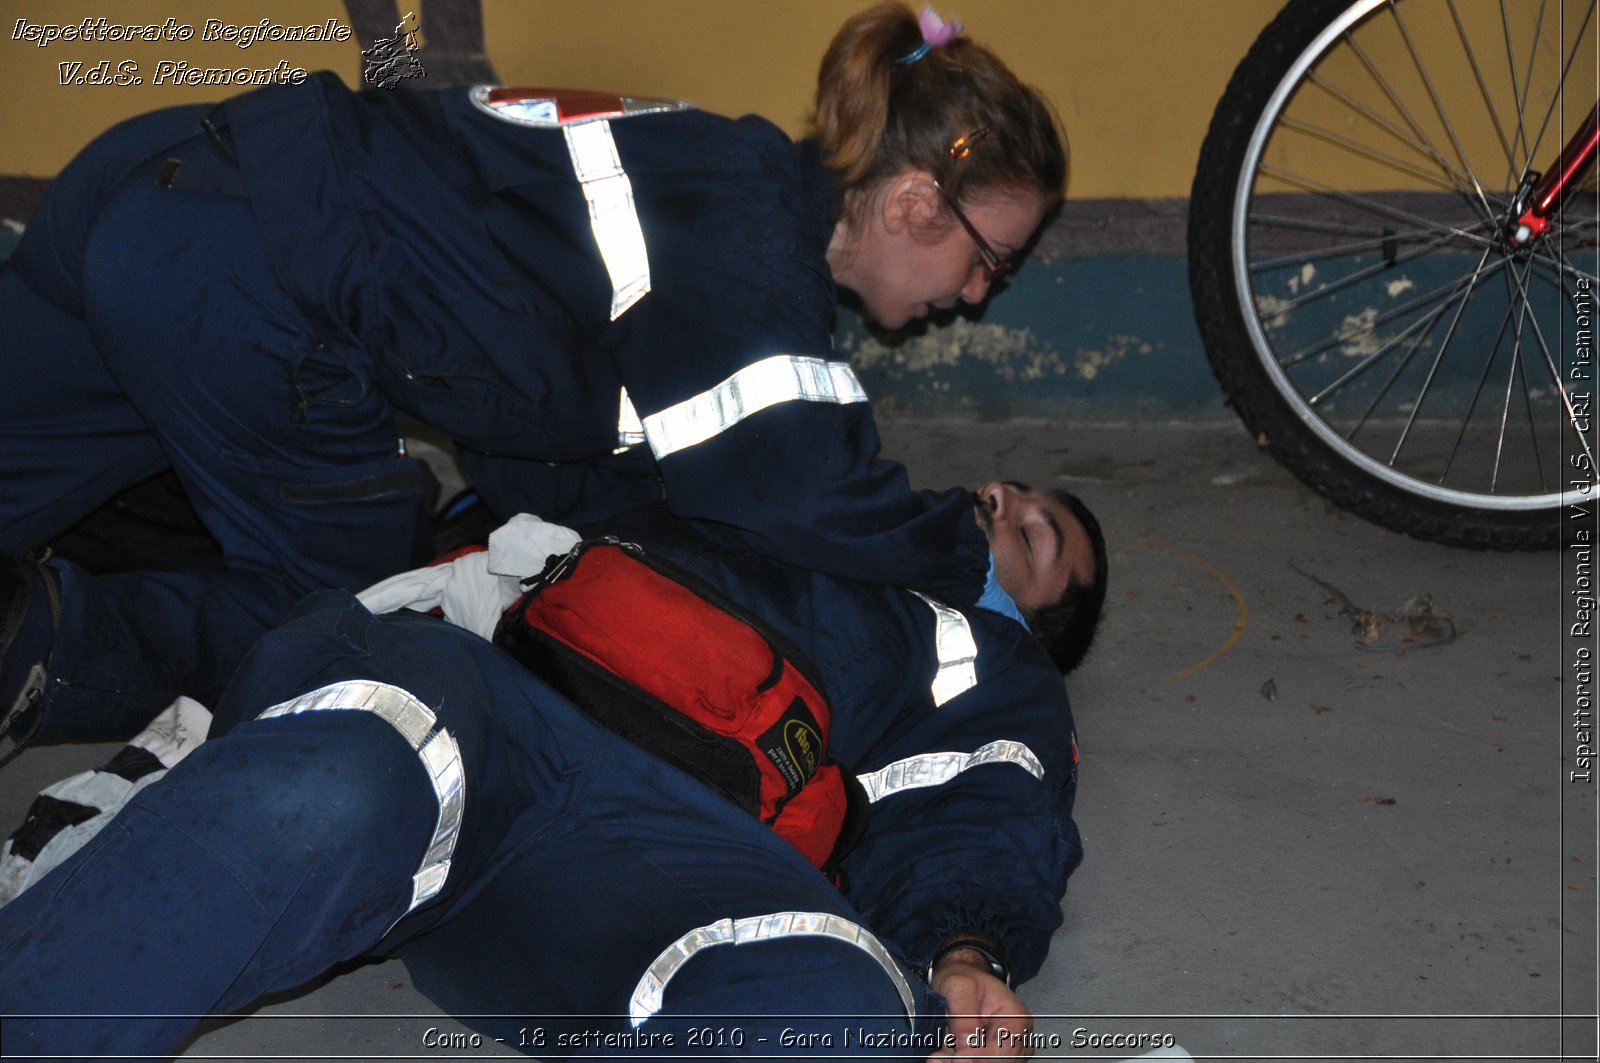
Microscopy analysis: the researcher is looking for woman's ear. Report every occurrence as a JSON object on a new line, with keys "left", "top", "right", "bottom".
{"left": 880, "top": 169, "right": 944, "bottom": 235}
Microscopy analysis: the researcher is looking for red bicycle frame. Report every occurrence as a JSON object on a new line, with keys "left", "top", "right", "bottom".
{"left": 1512, "top": 101, "right": 1600, "bottom": 246}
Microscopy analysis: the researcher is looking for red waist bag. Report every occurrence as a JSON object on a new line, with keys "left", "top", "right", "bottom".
{"left": 493, "top": 539, "right": 867, "bottom": 874}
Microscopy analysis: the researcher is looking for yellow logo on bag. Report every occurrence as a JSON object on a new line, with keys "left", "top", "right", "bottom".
{"left": 783, "top": 719, "right": 821, "bottom": 778}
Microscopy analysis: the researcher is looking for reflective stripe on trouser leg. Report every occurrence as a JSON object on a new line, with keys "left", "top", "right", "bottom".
{"left": 640, "top": 355, "right": 869, "bottom": 459}
{"left": 911, "top": 593, "right": 978, "bottom": 706}
{"left": 856, "top": 740, "right": 1045, "bottom": 804}
{"left": 564, "top": 120, "right": 650, "bottom": 321}
{"left": 628, "top": 911, "right": 916, "bottom": 1028}
{"left": 255, "top": 679, "right": 464, "bottom": 915}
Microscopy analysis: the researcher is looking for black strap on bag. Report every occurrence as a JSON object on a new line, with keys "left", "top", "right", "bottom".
{"left": 494, "top": 539, "right": 867, "bottom": 877}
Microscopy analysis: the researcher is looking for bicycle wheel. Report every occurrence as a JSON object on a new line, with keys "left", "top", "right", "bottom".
{"left": 1190, "top": 0, "right": 1598, "bottom": 548}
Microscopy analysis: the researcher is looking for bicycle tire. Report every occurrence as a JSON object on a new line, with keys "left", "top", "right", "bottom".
{"left": 1189, "top": 0, "right": 1598, "bottom": 549}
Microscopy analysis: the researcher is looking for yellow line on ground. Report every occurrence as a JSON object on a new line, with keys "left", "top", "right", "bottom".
{"left": 1138, "top": 537, "right": 1249, "bottom": 682}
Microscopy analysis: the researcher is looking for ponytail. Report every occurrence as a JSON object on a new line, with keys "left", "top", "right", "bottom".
{"left": 811, "top": 2, "right": 1066, "bottom": 205}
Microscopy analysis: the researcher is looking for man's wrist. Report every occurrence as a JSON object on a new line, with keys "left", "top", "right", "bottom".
{"left": 927, "top": 934, "right": 1012, "bottom": 987}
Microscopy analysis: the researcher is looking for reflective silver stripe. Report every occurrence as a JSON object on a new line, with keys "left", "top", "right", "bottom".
{"left": 616, "top": 387, "right": 646, "bottom": 451}
{"left": 256, "top": 680, "right": 465, "bottom": 916}
{"left": 467, "top": 86, "right": 693, "bottom": 129}
{"left": 857, "top": 740, "right": 1045, "bottom": 804}
{"left": 911, "top": 593, "right": 978, "bottom": 706}
{"left": 628, "top": 911, "right": 915, "bottom": 1028}
{"left": 563, "top": 120, "right": 650, "bottom": 320}
{"left": 641, "top": 355, "right": 868, "bottom": 459}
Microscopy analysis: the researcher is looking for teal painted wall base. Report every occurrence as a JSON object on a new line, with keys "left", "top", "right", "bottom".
{"left": 835, "top": 253, "right": 1229, "bottom": 421}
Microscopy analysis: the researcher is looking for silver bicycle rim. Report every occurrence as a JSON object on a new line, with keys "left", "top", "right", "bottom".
{"left": 1230, "top": 0, "right": 1598, "bottom": 513}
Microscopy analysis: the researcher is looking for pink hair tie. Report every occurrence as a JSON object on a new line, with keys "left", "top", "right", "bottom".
{"left": 896, "top": 5, "right": 964, "bottom": 65}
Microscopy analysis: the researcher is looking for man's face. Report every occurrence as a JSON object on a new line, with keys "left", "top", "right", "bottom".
{"left": 973, "top": 481, "right": 1096, "bottom": 613}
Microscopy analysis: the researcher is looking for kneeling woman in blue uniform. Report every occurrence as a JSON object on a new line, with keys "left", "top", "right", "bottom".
{"left": 0, "top": 2, "right": 1071, "bottom": 747}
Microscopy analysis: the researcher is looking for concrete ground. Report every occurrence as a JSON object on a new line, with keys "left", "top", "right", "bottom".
{"left": 1, "top": 418, "right": 1593, "bottom": 1062}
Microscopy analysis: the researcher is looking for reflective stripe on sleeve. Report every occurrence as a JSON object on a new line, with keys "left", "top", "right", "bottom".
{"left": 911, "top": 593, "right": 978, "bottom": 706}
{"left": 616, "top": 387, "right": 646, "bottom": 452}
{"left": 255, "top": 679, "right": 465, "bottom": 917}
{"left": 640, "top": 355, "right": 868, "bottom": 459}
{"left": 628, "top": 911, "right": 916, "bottom": 1028}
{"left": 563, "top": 120, "right": 651, "bottom": 321}
{"left": 856, "top": 740, "right": 1045, "bottom": 804}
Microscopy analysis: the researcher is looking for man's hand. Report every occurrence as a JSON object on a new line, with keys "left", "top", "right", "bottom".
{"left": 926, "top": 949, "right": 1034, "bottom": 1061}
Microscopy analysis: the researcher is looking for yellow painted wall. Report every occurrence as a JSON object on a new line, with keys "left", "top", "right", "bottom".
{"left": 1, "top": 1, "right": 367, "bottom": 172}
{"left": 0, "top": 0, "right": 1284, "bottom": 198}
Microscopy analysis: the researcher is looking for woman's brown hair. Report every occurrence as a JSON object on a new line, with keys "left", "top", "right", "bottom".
{"left": 811, "top": 2, "right": 1066, "bottom": 209}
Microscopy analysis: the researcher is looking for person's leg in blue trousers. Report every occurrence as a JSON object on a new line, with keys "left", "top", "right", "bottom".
{"left": 399, "top": 787, "right": 950, "bottom": 1059}
{"left": 0, "top": 708, "right": 437, "bottom": 1060}
{"left": 0, "top": 109, "right": 434, "bottom": 743}
{"left": 0, "top": 597, "right": 945, "bottom": 1061}
{"left": 393, "top": 649, "right": 948, "bottom": 1057}
{"left": 0, "top": 596, "right": 517, "bottom": 1060}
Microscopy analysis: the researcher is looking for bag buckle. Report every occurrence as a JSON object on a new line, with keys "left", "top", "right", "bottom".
{"left": 520, "top": 536, "right": 642, "bottom": 589}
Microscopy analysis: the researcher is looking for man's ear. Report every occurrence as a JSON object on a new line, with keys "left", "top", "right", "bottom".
{"left": 880, "top": 169, "right": 943, "bottom": 235}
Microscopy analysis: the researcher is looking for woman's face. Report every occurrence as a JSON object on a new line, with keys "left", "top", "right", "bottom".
{"left": 829, "top": 174, "right": 1047, "bottom": 330}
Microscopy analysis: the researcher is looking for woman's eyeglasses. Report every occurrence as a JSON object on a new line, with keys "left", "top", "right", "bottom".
{"left": 933, "top": 181, "right": 1012, "bottom": 281}
{"left": 939, "top": 125, "right": 1011, "bottom": 282}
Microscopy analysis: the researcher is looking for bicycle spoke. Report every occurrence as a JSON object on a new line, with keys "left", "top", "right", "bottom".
{"left": 1530, "top": 247, "right": 1600, "bottom": 287}
{"left": 1552, "top": 183, "right": 1600, "bottom": 251}
{"left": 1248, "top": 217, "right": 1486, "bottom": 272}
{"left": 1517, "top": 264, "right": 1596, "bottom": 469}
{"left": 1347, "top": 31, "right": 1497, "bottom": 227}
{"left": 1513, "top": 258, "right": 1600, "bottom": 474}
{"left": 1448, "top": 0, "right": 1519, "bottom": 182}
{"left": 1513, "top": 359, "right": 1549, "bottom": 492}
{"left": 1485, "top": 269, "right": 1525, "bottom": 491}
{"left": 1506, "top": 256, "right": 1594, "bottom": 480}
{"left": 1304, "top": 67, "right": 1487, "bottom": 195}
{"left": 1552, "top": 212, "right": 1600, "bottom": 238}
{"left": 1346, "top": 297, "right": 1450, "bottom": 441}
{"left": 1516, "top": 0, "right": 1596, "bottom": 189}
{"left": 1390, "top": 242, "right": 1504, "bottom": 464}
{"left": 1277, "top": 253, "right": 1499, "bottom": 370}
{"left": 1438, "top": 256, "right": 1539, "bottom": 489}
{"left": 1255, "top": 220, "right": 1493, "bottom": 318}
{"left": 1276, "top": 113, "right": 1491, "bottom": 196}
{"left": 1305, "top": 270, "right": 1479, "bottom": 405}
{"left": 1385, "top": 0, "right": 1499, "bottom": 224}
{"left": 1500, "top": 0, "right": 1546, "bottom": 181}
{"left": 1500, "top": 264, "right": 1550, "bottom": 493}
{"left": 1246, "top": 210, "right": 1453, "bottom": 242}
{"left": 1257, "top": 161, "right": 1499, "bottom": 248}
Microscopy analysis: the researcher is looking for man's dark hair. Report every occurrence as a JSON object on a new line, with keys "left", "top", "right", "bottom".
{"left": 1022, "top": 487, "right": 1108, "bottom": 674}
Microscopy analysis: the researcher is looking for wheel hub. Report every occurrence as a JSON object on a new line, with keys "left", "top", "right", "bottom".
{"left": 1502, "top": 170, "right": 1549, "bottom": 253}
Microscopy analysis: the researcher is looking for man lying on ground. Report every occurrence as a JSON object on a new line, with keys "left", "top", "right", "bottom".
{"left": 0, "top": 485, "right": 1104, "bottom": 1061}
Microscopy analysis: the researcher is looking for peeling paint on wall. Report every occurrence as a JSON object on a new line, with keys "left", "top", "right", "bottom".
{"left": 1338, "top": 307, "right": 1382, "bottom": 357}
{"left": 1074, "top": 335, "right": 1157, "bottom": 381}
{"left": 842, "top": 319, "right": 1069, "bottom": 383}
{"left": 835, "top": 255, "right": 1227, "bottom": 418}
{"left": 1286, "top": 262, "right": 1317, "bottom": 294}
{"left": 1254, "top": 292, "right": 1291, "bottom": 330}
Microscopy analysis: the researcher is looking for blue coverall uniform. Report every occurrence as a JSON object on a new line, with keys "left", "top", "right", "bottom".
{"left": 0, "top": 73, "right": 988, "bottom": 741}
{"left": 0, "top": 505, "right": 1081, "bottom": 1061}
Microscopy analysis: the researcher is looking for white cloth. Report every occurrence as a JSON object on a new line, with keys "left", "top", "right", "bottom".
{"left": 0, "top": 696, "right": 212, "bottom": 905}
{"left": 0, "top": 515, "right": 581, "bottom": 906}
{"left": 356, "top": 513, "right": 581, "bottom": 639}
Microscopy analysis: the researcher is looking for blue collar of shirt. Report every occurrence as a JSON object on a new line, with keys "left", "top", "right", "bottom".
{"left": 977, "top": 555, "right": 1030, "bottom": 631}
